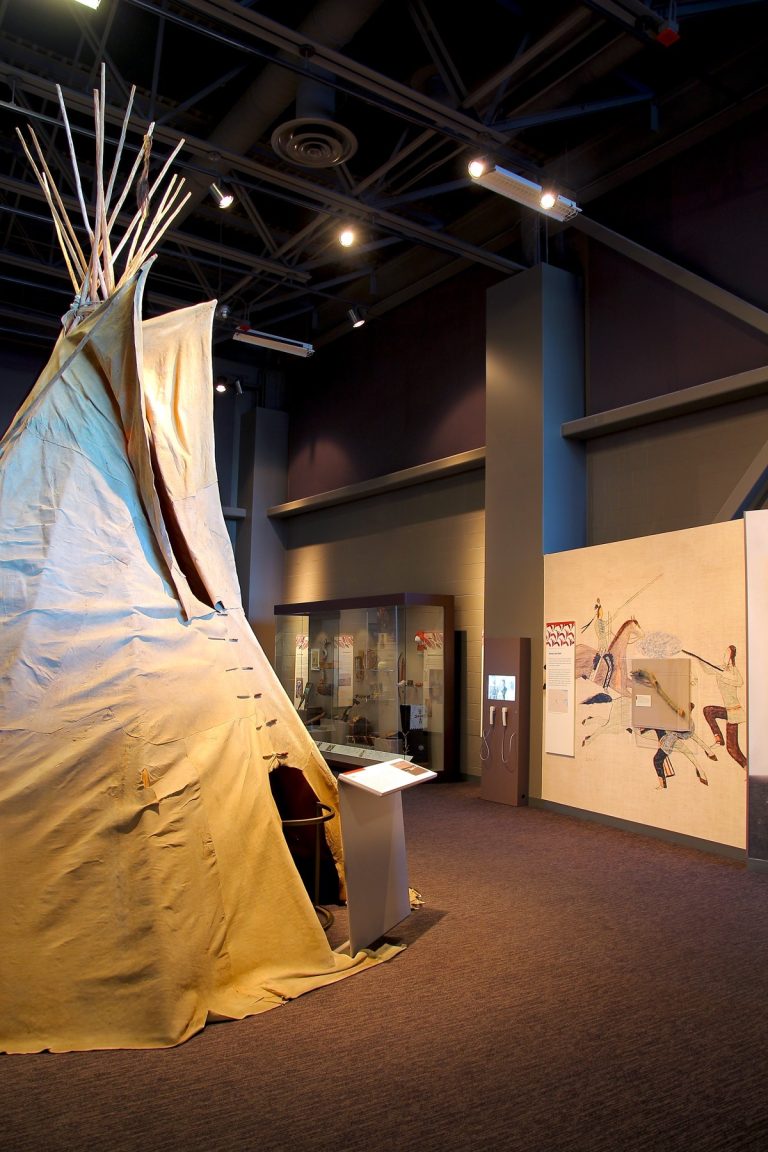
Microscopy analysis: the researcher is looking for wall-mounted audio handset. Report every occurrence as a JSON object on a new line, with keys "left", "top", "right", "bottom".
{"left": 500, "top": 705, "right": 517, "bottom": 765}
{"left": 480, "top": 704, "right": 497, "bottom": 761}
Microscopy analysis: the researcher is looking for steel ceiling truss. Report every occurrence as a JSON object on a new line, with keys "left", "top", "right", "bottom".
{"left": 0, "top": 0, "right": 767, "bottom": 348}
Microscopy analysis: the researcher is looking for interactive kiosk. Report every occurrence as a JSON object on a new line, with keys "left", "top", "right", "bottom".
{"left": 480, "top": 637, "right": 531, "bottom": 806}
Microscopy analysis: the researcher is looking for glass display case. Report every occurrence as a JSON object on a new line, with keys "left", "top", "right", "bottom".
{"left": 274, "top": 594, "right": 457, "bottom": 778}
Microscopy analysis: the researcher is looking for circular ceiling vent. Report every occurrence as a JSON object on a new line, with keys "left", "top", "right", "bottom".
{"left": 271, "top": 117, "right": 358, "bottom": 168}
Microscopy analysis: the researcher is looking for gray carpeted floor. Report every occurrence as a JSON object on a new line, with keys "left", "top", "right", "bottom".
{"left": 3, "top": 781, "right": 768, "bottom": 1151}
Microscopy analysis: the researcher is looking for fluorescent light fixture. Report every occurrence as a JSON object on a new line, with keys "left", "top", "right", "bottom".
{"left": 210, "top": 181, "right": 234, "bottom": 209}
{"left": 233, "top": 326, "right": 314, "bottom": 358}
{"left": 73, "top": 0, "right": 101, "bottom": 7}
{"left": 468, "top": 160, "right": 581, "bottom": 223}
{"left": 347, "top": 307, "right": 365, "bottom": 328}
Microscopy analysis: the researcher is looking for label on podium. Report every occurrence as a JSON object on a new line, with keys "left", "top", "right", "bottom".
{"left": 340, "top": 759, "right": 437, "bottom": 796}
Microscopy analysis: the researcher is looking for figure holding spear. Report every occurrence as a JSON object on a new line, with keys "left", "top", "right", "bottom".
{"left": 688, "top": 645, "right": 747, "bottom": 769}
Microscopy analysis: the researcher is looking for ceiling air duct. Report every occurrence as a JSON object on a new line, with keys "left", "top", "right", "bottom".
{"left": 271, "top": 76, "right": 357, "bottom": 168}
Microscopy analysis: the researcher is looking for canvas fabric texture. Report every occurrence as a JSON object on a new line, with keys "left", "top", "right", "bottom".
{"left": 0, "top": 266, "right": 395, "bottom": 1053}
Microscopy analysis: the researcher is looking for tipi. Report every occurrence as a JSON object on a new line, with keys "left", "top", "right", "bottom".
{"left": 0, "top": 71, "right": 393, "bottom": 1053}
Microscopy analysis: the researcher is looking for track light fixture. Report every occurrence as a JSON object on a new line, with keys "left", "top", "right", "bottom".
{"left": 339, "top": 227, "right": 356, "bottom": 248}
{"left": 210, "top": 181, "right": 234, "bottom": 210}
{"left": 232, "top": 325, "right": 314, "bottom": 358}
{"left": 468, "top": 159, "right": 581, "bottom": 223}
{"left": 347, "top": 307, "right": 365, "bottom": 329}
{"left": 215, "top": 376, "right": 227, "bottom": 393}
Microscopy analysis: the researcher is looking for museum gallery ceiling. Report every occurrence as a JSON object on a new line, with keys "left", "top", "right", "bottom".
{"left": 1, "top": 0, "right": 767, "bottom": 358}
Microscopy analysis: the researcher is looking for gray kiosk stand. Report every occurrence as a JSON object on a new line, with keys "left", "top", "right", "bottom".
{"left": 338, "top": 761, "right": 436, "bottom": 955}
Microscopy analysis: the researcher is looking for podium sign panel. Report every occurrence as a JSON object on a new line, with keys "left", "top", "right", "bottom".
{"left": 338, "top": 761, "right": 435, "bottom": 954}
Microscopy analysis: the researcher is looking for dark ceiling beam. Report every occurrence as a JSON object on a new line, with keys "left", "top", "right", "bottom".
{"left": 463, "top": 8, "right": 600, "bottom": 111}
{"left": 581, "top": 0, "right": 674, "bottom": 40}
{"left": 153, "top": 67, "right": 244, "bottom": 129}
{"left": 573, "top": 214, "right": 768, "bottom": 336}
{"left": 70, "top": 3, "right": 135, "bottom": 111}
{"left": 407, "top": 0, "right": 468, "bottom": 106}
{"left": 2, "top": 66, "right": 531, "bottom": 279}
{"left": 175, "top": 140, "right": 527, "bottom": 276}
{"left": 574, "top": 73, "right": 768, "bottom": 202}
{"left": 147, "top": 5, "right": 165, "bottom": 123}
{"left": 492, "top": 90, "right": 653, "bottom": 133}
{"left": 118, "top": 0, "right": 387, "bottom": 229}
{"left": 0, "top": 170, "right": 312, "bottom": 286}
{"left": 678, "top": 0, "right": 767, "bottom": 10}
{"left": 495, "top": 30, "right": 641, "bottom": 136}
{"left": 0, "top": 249, "right": 71, "bottom": 284}
{"left": 125, "top": 0, "right": 537, "bottom": 170}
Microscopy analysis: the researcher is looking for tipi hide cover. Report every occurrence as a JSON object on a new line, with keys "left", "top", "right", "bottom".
{"left": 0, "top": 262, "right": 395, "bottom": 1053}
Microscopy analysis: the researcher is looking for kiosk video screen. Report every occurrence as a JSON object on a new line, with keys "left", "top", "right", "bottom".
{"left": 488, "top": 674, "right": 516, "bottom": 701}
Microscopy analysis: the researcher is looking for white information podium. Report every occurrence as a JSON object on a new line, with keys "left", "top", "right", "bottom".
{"left": 338, "top": 759, "right": 436, "bottom": 955}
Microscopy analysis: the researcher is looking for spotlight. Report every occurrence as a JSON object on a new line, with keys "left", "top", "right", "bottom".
{"left": 347, "top": 307, "right": 365, "bottom": 329}
{"left": 339, "top": 227, "right": 356, "bottom": 248}
{"left": 468, "top": 160, "right": 581, "bottom": 223}
{"left": 215, "top": 376, "right": 227, "bottom": 393}
{"left": 210, "top": 181, "right": 234, "bottom": 210}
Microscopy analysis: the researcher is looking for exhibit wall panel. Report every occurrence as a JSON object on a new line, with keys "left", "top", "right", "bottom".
{"left": 280, "top": 470, "right": 486, "bottom": 777}
{"left": 587, "top": 397, "right": 768, "bottom": 546}
{"left": 543, "top": 518, "right": 747, "bottom": 850}
{"left": 745, "top": 510, "right": 768, "bottom": 866}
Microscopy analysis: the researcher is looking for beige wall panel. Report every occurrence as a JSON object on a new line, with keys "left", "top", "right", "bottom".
{"left": 280, "top": 472, "right": 485, "bottom": 777}
{"left": 543, "top": 518, "right": 747, "bottom": 849}
{"left": 588, "top": 397, "right": 768, "bottom": 545}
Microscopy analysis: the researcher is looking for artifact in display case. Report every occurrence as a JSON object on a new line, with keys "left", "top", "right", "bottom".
{"left": 274, "top": 594, "right": 457, "bottom": 778}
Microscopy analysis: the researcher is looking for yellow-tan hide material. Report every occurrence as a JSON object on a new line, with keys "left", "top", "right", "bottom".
{"left": 0, "top": 268, "right": 386, "bottom": 1054}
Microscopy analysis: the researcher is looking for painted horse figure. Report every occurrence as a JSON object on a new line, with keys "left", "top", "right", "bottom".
{"left": 575, "top": 616, "right": 644, "bottom": 697}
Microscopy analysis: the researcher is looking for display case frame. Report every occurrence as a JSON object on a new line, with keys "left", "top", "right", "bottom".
{"left": 274, "top": 593, "right": 457, "bottom": 779}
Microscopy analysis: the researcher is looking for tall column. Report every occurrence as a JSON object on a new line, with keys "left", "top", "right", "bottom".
{"left": 484, "top": 263, "right": 585, "bottom": 798}
{"left": 235, "top": 407, "right": 289, "bottom": 657}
